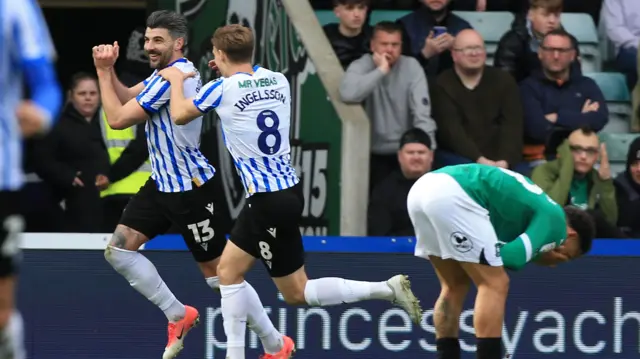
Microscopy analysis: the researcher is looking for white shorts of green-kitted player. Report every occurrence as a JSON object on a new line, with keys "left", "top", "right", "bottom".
{"left": 407, "top": 172, "right": 503, "bottom": 266}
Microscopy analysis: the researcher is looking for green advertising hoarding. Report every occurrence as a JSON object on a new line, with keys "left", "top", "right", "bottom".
{"left": 158, "top": 0, "right": 342, "bottom": 235}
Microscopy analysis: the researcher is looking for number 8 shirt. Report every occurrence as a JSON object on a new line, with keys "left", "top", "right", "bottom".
{"left": 193, "top": 65, "right": 300, "bottom": 196}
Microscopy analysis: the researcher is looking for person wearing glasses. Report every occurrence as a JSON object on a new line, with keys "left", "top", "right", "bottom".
{"left": 494, "top": 0, "right": 582, "bottom": 84}
{"left": 431, "top": 29, "right": 527, "bottom": 173}
{"left": 519, "top": 29, "right": 608, "bottom": 169}
{"left": 532, "top": 126, "right": 618, "bottom": 226}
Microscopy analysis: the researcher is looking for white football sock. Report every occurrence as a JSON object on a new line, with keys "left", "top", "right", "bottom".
{"left": 0, "top": 311, "right": 25, "bottom": 359}
{"left": 105, "top": 246, "right": 185, "bottom": 322}
{"left": 243, "top": 282, "right": 283, "bottom": 354}
{"left": 220, "top": 281, "right": 284, "bottom": 358}
{"left": 304, "top": 277, "right": 394, "bottom": 306}
{"left": 220, "top": 282, "right": 249, "bottom": 359}
{"left": 205, "top": 276, "right": 220, "bottom": 291}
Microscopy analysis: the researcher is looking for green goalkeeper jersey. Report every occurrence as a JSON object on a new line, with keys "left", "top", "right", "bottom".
{"left": 434, "top": 164, "right": 567, "bottom": 270}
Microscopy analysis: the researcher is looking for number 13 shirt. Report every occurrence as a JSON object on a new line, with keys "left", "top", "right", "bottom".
{"left": 193, "top": 65, "right": 299, "bottom": 197}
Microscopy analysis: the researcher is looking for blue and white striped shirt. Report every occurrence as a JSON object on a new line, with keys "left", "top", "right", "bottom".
{"left": 0, "top": 0, "right": 61, "bottom": 191}
{"left": 192, "top": 65, "right": 299, "bottom": 197}
{"left": 136, "top": 58, "right": 215, "bottom": 193}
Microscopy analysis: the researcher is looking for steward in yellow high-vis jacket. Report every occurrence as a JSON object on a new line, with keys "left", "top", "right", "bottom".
{"left": 96, "top": 107, "right": 151, "bottom": 231}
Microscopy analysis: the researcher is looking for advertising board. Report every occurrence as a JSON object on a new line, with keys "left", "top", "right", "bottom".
{"left": 19, "top": 236, "right": 640, "bottom": 359}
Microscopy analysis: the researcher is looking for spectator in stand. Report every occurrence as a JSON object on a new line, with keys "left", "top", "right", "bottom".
{"left": 96, "top": 109, "right": 150, "bottom": 233}
{"left": 454, "top": 0, "right": 602, "bottom": 22}
{"left": 519, "top": 29, "right": 608, "bottom": 166}
{"left": 602, "top": 0, "right": 640, "bottom": 90}
{"left": 368, "top": 128, "right": 432, "bottom": 236}
{"left": 90, "top": 29, "right": 152, "bottom": 233}
{"left": 452, "top": 0, "right": 523, "bottom": 12}
{"left": 494, "top": 0, "right": 582, "bottom": 83}
{"left": 32, "top": 72, "right": 111, "bottom": 233}
{"left": 614, "top": 137, "right": 640, "bottom": 237}
{"left": 324, "top": 0, "right": 372, "bottom": 70}
{"left": 431, "top": 30, "right": 524, "bottom": 172}
{"left": 532, "top": 127, "right": 618, "bottom": 225}
{"left": 397, "top": 0, "right": 472, "bottom": 80}
{"left": 513, "top": 0, "right": 604, "bottom": 24}
{"left": 340, "top": 21, "right": 436, "bottom": 190}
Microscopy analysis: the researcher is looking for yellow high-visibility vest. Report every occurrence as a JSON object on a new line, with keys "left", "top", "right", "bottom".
{"left": 99, "top": 108, "right": 151, "bottom": 197}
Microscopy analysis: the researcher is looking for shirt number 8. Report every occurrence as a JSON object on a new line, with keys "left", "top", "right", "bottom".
{"left": 256, "top": 110, "right": 282, "bottom": 155}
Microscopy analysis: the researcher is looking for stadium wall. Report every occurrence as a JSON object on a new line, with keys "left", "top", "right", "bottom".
{"left": 19, "top": 234, "right": 640, "bottom": 359}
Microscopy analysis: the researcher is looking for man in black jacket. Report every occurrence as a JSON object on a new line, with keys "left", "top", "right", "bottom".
{"left": 615, "top": 136, "right": 640, "bottom": 238}
{"left": 367, "top": 128, "right": 433, "bottom": 236}
{"left": 494, "top": 0, "right": 581, "bottom": 83}
{"left": 397, "top": 0, "right": 472, "bottom": 80}
{"left": 323, "top": 0, "right": 372, "bottom": 70}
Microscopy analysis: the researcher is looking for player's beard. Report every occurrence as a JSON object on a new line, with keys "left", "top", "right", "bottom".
{"left": 148, "top": 47, "right": 173, "bottom": 69}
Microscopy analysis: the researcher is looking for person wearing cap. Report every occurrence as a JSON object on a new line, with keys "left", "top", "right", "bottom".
{"left": 367, "top": 128, "right": 433, "bottom": 236}
{"left": 614, "top": 136, "right": 640, "bottom": 237}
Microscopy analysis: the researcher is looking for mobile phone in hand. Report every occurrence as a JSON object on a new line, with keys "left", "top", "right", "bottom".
{"left": 433, "top": 26, "right": 447, "bottom": 37}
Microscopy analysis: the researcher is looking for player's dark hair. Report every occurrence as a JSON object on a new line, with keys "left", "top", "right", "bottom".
{"left": 564, "top": 206, "right": 596, "bottom": 254}
{"left": 146, "top": 10, "right": 189, "bottom": 46}
{"left": 333, "top": 0, "right": 370, "bottom": 8}
{"left": 212, "top": 24, "right": 254, "bottom": 64}
{"left": 373, "top": 21, "right": 402, "bottom": 37}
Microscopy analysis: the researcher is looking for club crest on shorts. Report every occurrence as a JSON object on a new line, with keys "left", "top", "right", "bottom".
{"left": 450, "top": 232, "right": 473, "bottom": 253}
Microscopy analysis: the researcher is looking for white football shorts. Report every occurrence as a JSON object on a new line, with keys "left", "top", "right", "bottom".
{"left": 407, "top": 172, "right": 503, "bottom": 266}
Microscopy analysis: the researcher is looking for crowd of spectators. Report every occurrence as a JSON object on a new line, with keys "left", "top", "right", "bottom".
{"left": 322, "top": 0, "right": 640, "bottom": 238}
{"left": 21, "top": 0, "right": 640, "bottom": 241}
